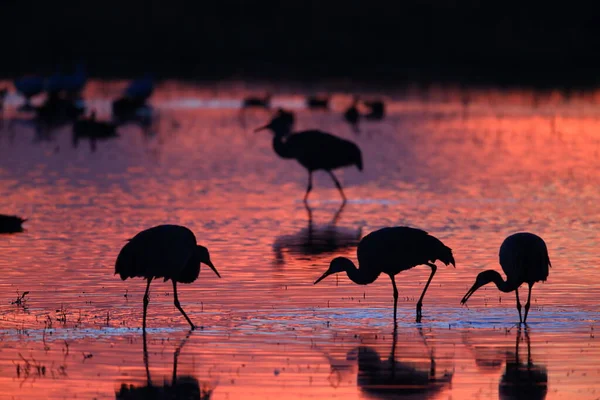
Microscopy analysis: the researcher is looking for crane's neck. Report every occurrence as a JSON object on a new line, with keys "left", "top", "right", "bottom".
{"left": 489, "top": 270, "right": 521, "bottom": 293}
{"left": 342, "top": 259, "right": 379, "bottom": 285}
{"left": 272, "top": 134, "right": 294, "bottom": 159}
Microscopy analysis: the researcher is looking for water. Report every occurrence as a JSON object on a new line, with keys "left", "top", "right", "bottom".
{"left": 0, "top": 82, "right": 599, "bottom": 399}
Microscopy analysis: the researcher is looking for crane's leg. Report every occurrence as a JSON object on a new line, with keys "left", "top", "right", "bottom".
{"left": 172, "top": 281, "right": 196, "bottom": 330}
{"left": 523, "top": 283, "right": 533, "bottom": 324}
{"left": 303, "top": 172, "right": 313, "bottom": 203}
{"left": 390, "top": 275, "right": 399, "bottom": 327}
{"left": 327, "top": 171, "right": 346, "bottom": 203}
{"left": 143, "top": 278, "right": 152, "bottom": 331}
{"left": 416, "top": 263, "right": 438, "bottom": 323}
{"left": 515, "top": 288, "right": 523, "bottom": 324}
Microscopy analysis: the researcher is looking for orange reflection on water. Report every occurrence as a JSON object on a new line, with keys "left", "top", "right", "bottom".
{"left": 0, "top": 84, "right": 599, "bottom": 398}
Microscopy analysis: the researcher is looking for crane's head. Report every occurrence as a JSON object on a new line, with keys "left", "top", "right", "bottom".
{"left": 197, "top": 245, "right": 221, "bottom": 278}
{"left": 460, "top": 270, "right": 500, "bottom": 304}
{"left": 314, "top": 257, "right": 354, "bottom": 284}
{"left": 254, "top": 109, "right": 294, "bottom": 136}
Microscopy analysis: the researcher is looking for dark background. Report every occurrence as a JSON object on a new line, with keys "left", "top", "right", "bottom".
{"left": 2, "top": 0, "right": 599, "bottom": 88}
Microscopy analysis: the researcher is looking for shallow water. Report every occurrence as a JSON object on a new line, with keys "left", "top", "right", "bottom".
{"left": 0, "top": 82, "right": 599, "bottom": 399}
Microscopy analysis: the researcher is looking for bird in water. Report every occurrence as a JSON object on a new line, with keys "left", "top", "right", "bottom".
{"left": 314, "top": 227, "right": 455, "bottom": 324}
{"left": 306, "top": 94, "right": 330, "bottom": 110}
{"left": 364, "top": 99, "right": 385, "bottom": 120}
{"left": 73, "top": 110, "right": 118, "bottom": 152}
{"left": 461, "top": 232, "right": 551, "bottom": 324}
{"left": 124, "top": 74, "right": 154, "bottom": 102}
{"left": 255, "top": 109, "right": 363, "bottom": 203}
{"left": 0, "top": 214, "right": 27, "bottom": 233}
{"left": 14, "top": 75, "right": 44, "bottom": 111}
{"left": 242, "top": 93, "right": 271, "bottom": 109}
{"left": 115, "top": 225, "right": 221, "bottom": 330}
{"left": 344, "top": 95, "right": 360, "bottom": 133}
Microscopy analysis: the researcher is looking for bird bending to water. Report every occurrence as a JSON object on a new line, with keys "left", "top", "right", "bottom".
{"left": 461, "top": 232, "right": 551, "bottom": 324}
{"left": 314, "top": 227, "right": 455, "bottom": 324}
{"left": 256, "top": 109, "right": 363, "bottom": 203}
{"left": 0, "top": 214, "right": 27, "bottom": 233}
{"left": 344, "top": 96, "right": 360, "bottom": 133}
{"left": 115, "top": 225, "right": 221, "bottom": 330}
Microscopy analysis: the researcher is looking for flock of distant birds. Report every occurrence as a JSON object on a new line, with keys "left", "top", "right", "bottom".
{"left": 0, "top": 66, "right": 551, "bottom": 333}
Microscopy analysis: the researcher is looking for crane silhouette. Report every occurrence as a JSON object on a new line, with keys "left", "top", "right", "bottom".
{"left": 115, "top": 225, "right": 221, "bottom": 330}
{"left": 314, "top": 227, "right": 455, "bottom": 324}
{"left": 242, "top": 93, "right": 271, "bottom": 109}
{"left": 14, "top": 75, "right": 44, "bottom": 110}
{"left": 116, "top": 330, "right": 214, "bottom": 399}
{"left": 125, "top": 74, "right": 154, "bottom": 102}
{"left": 344, "top": 96, "right": 360, "bottom": 133}
{"left": 0, "top": 214, "right": 27, "bottom": 233}
{"left": 364, "top": 99, "right": 385, "bottom": 120}
{"left": 256, "top": 109, "right": 363, "bottom": 203}
{"left": 461, "top": 232, "right": 551, "bottom": 324}
{"left": 306, "top": 94, "right": 330, "bottom": 110}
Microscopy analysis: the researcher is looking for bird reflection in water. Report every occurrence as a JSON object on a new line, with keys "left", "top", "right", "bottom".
{"left": 463, "top": 328, "right": 548, "bottom": 400}
{"left": 272, "top": 203, "right": 362, "bottom": 265}
{"left": 116, "top": 331, "right": 214, "bottom": 400}
{"left": 326, "top": 329, "right": 453, "bottom": 398}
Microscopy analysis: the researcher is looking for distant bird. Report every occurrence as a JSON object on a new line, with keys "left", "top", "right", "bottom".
{"left": 125, "top": 75, "right": 154, "bottom": 101}
{"left": 364, "top": 99, "right": 385, "bottom": 120}
{"left": 344, "top": 96, "right": 360, "bottom": 133}
{"left": 115, "top": 225, "right": 221, "bottom": 330}
{"left": 73, "top": 110, "right": 118, "bottom": 151}
{"left": 0, "top": 214, "right": 27, "bottom": 233}
{"left": 306, "top": 94, "right": 330, "bottom": 110}
{"left": 35, "top": 92, "right": 85, "bottom": 127}
{"left": 255, "top": 109, "right": 363, "bottom": 203}
{"left": 242, "top": 93, "right": 271, "bottom": 109}
{"left": 14, "top": 75, "right": 44, "bottom": 110}
{"left": 112, "top": 96, "right": 148, "bottom": 122}
{"left": 314, "top": 227, "right": 455, "bottom": 324}
{"left": 461, "top": 232, "right": 551, "bottom": 324}
{"left": 355, "top": 330, "right": 453, "bottom": 398}
{"left": 45, "top": 64, "right": 87, "bottom": 98}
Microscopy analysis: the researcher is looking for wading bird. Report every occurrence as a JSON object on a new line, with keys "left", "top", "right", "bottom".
{"left": 73, "top": 110, "right": 118, "bottom": 152}
{"left": 314, "top": 227, "right": 455, "bottom": 324}
{"left": 344, "top": 96, "right": 360, "bottom": 133}
{"left": 306, "top": 94, "right": 330, "bottom": 110}
{"left": 115, "top": 225, "right": 221, "bottom": 330}
{"left": 125, "top": 75, "right": 154, "bottom": 101}
{"left": 256, "top": 109, "right": 363, "bottom": 203}
{"left": 242, "top": 93, "right": 271, "bottom": 109}
{"left": 461, "top": 232, "right": 551, "bottom": 324}
{"left": 0, "top": 214, "right": 27, "bottom": 233}
{"left": 14, "top": 75, "right": 44, "bottom": 110}
{"left": 364, "top": 99, "right": 385, "bottom": 120}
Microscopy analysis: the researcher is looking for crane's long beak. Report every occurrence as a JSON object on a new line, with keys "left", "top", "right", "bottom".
{"left": 206, "top": 260, "right": 221, "bottom": 278}
{"left": 314, "top": 270, "right": 333, "bottom": 285}
{"left": 254, "top": 123, "right": 271, "bottom": 132}
{"left": 460, "top": 282, "right": 479, "bottom": 304}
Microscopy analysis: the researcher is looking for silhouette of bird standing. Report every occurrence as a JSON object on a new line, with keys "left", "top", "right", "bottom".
{"left": 364, "top": 99, "right": 385, "bottom": 120}
{"left": 306, "top": 94, "right": 330, "bottom": 110}
{"left": 344, "top": 96, "right": 360, "bottom": 133}
{"left": 0, "top": 214, "right": 27, "bottom": 233}
{"left": 314, "top": 227, "right": 455, "bottom": 324}
{"left": 256, "top": 109, "right": 363, "bottom": 203}
{"left": 461, "top": 232, "right": 551, "bottom": 324}
{"left": 115, "top": 225, "right": 221, "bottom": 330}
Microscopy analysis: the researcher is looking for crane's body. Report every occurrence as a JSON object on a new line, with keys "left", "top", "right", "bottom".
{"left": 315, "top": 226, "right": 455, "bottom": 324}
{"left": 461, "top": 232, "right": 551, "bottom": 323}
{"left": 0, "top": 214, "right": 26, "bottom": 233}
{"left": 344, "top": 97, "right": 360, "bottom": 133}
{"left": 256, "top": 109, "right": 362, "bottom": 203}
{"left": 115, "top": 225, "right": 221, "bottom": 330}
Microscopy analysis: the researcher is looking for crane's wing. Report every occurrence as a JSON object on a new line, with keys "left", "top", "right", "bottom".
{"left": 286, "top": 130, "right": 362, "bottom": 170}
{"left": 115, "top": 225, "right": 197, "bottom": 280}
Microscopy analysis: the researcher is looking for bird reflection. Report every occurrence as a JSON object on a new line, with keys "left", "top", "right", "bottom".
{"left": 463, "top": 328, "right": 547, "bottom": 400}
{"left": 355, "top": 329, "right": 453, "bottom": 399}
{"left": 116, "top": 331, "right": 214, "bottom": 400}
{"left": 499, "top": 328, "right": 547, "bottom": 400}
{"left": 272, "top": 203, "right": 361, "bottom": 264}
